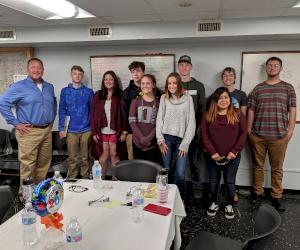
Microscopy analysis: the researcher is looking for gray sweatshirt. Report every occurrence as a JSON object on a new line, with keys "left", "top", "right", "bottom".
{"left": 156, "top": 93, "right": 196, "bottom": 152}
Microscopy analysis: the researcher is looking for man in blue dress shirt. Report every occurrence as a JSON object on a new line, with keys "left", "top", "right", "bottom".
{"left": 0, "top": 58, "right": 57, "bottom": 195}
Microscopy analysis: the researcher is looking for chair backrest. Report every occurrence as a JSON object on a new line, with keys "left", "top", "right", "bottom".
{"left": 52, "top": 131, "right": 67, "bottom": 153}
{"left": 0, "top": 185, "right": 15, "bottom": 224}
{"left": 113, "top": 159, "right": 161, "bottom": 183}
{"left": 0, "top": 129, "right": 12, "bottom": 155}
{"left": 244, "top": 203, "right": 281, "bottom": 247}
{"left": 10, "top": 128, "right": 18, "bottom": 151}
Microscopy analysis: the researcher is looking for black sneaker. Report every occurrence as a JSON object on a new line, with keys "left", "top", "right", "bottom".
{"left": 272, "top": 198, "right": 286, "bottom": 212}
{"left": 249, "top": 192, "right": 264, "bottom": 204}
{"left": 225, "top": 205, "right": 235, "bottom": 219}
{"left": 207, "top": 202, "right": 219, "bottom": 217}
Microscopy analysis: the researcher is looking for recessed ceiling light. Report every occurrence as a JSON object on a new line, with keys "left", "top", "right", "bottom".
{"left": 178, "top": 0, "right": 192, "bottom": 8}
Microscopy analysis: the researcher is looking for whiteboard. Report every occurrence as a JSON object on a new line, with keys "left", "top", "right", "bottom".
{"left": 241, "top": 51, "right": 300, "bottom": 121}
{"left": 90, "top": 54, "right": 175, "bottom": 90}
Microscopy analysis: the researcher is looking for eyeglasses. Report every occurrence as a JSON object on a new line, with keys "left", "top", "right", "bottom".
{"left": 68, "top": 185, "right": 88, "bottom": 193}
{"left": 266, "top": 64, "right": 281, "bottom": 69}
{"left": 216, "top": 156, "right": 230, "bottom": 166}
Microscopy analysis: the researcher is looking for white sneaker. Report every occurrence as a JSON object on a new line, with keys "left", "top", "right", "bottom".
{"left": 225, "top": 205, "right": 235, "bottom": 219}
{"left": 207, "top": 202, "right": 219, "bottom": 217}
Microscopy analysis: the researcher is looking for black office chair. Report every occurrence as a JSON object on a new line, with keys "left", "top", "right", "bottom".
{"left": 51, "top": 131, "right": 68, "bottom": 169}
{"left": 10, "top": 128, "right": 18, "bottom": 152}
{"left": 112, "top": 159, "right": 161, "bottom": 183}
{"left": 52, "top": 131, "right": 67, "bottom": 154}
{"left": 185, "top": 203, "right": 281, "bottom": 250}
{"left": 0, "top": 185, "right": 15, "bottom": 224}
{"left": 0, "top": 129, "right": 12, "bottom": 156}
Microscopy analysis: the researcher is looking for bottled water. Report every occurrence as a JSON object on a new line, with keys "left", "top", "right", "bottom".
{"left": 157, "top": 168, "right": 168, "bottom": 204}
{"left": 22, "top": 202, "right": 38, "bottom": 246}
{"left": 53, "top": 171, "right": 64, "bottom": 183}
{"left": 132, "top": 185, "right": 144, "bottom": 223}
{"left": 22, "top": 178, "right": 34, "bottom": 204}
{"left": 66, "top": 217, "right": 82, "bottom": 250}
{"left": 92, "top": 160, "right": 102, "bottom": 189}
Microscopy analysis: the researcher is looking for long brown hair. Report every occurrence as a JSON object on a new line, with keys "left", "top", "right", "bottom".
{"left": 164, "top": 72, "right": 183, "bottom": 99}
{"left": 99, "top": 70, "right": 122, "bottom": 100}
{"left": 205, "top": 87, "right": 239, "bottom": 125}
{"left": 141, "top": 74, "right": 157, "bottom": 96}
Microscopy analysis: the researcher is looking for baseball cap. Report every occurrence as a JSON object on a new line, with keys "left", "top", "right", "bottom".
{"left": 178, "top": 55, "right": 192, "bottom": 64}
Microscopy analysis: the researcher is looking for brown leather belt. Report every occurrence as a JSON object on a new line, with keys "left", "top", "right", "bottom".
{"left": 30, "top": 124, "right": 49, "bottom": 128}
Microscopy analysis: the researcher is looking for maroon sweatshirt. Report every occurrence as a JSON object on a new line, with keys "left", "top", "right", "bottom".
{"left": 129, "top": 96, "right": 160, "bottom": 151}
{"left": 201, "top": 113, "right": 247, "bottom": 156}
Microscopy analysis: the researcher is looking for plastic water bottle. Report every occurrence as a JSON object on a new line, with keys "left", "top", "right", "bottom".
{"left": 92, "top": 160, "right": 102, "bottom": 189}
{"left": 22, "top": 178, "right": 34, "bottom": 204}
{"left": 132, "top": 185, "right": 144, "bottom": 223}
{"left": 22, "top": 202, "right": 38, "bottom": 246}
{"left": 53, "top": 171, "right": 64, "bottom": 183}
{"left": 66, "top": 217, "right": 82, "bottom": 250}
{"left": 157, "top": 168, "right": 168, "bottom": 204}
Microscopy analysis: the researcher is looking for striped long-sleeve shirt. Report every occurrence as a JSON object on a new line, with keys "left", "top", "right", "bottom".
{"left": 248, "top": 81, "right": 296, "bottom": 140}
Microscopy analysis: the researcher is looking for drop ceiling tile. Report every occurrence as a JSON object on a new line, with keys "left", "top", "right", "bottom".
{"left": 221, "top": 8, "right": 286, "bottom": 19}
{"left": 222, "top": 0, "right": 296, "bottom": 10}
{"left": 161, "top": 11, "right": 219, "bottom": 21}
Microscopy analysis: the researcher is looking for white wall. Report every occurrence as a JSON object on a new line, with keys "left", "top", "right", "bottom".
{"left": 1, "top": 39, "right": 299, "bottom": 189}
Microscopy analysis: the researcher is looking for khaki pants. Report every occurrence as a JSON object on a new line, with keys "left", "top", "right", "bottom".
{"left": 67, "top": 131, "right": 91, "bottom": 178}
{"left": 248, "top": 133, "right": 289, "bottom": 198}
{"left": 16, "top": 126, "right": 52, "bottom": 195}
{"left": 126, "top": 134, "right": 134, "bottom": 160}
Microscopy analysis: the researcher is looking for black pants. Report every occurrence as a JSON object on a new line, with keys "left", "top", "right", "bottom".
{"left": 132, "top": 143, "right": 162, "bottom": 165}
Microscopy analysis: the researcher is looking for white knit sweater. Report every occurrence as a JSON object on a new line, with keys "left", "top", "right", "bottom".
{"left": 156, "top": 93, "right": 196, "bottom": 152}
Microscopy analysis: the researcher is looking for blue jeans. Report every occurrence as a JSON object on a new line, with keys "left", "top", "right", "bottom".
{"left": 162, "top": 134, "right": 187, "bottom": 199}
{"left": 205, "top": 153, "right": 241, "bottom": 205}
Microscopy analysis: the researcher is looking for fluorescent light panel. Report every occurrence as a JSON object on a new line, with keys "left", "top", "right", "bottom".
{"left": 293, "top": 1, "right": 300, "bottom": 8}
{"left": 26, "top": 0, "right": 76, "bottom": 18}
{"left": 0, "top": 0, "right": 95, "bottom": 19}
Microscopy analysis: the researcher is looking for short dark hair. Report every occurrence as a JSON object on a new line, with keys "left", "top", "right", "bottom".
{"left": 27, "top": 57, "right": 43, "bottom": 68}
{"left": 221, "top": 67, "right": 236, "bottom": 79}
{"left": 164, "top": 72, "right": 183, "bottom": 99}
{"left": 71, "top": 65, "right": 84, "bottom": 73}
{"left": 266, "top": 57, "right": 282, "bottom": 67}
{"left": 128, "top": 61, "right": 145, "bottom": 72}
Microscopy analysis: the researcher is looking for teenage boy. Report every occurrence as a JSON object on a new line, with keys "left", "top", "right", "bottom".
{"left": 222, "top": 66, "right": 247, "bottom": 202}
{"left": 247, "top": 57, "right": 296, "bottom": 212}
{"left": 121, "top": 61, "right": 145, "bottom": 160}
{"left": 222, "top": 67, "right": 247, "bottom": 115}
{"left": 59, "top": 65, "right": 94, "bottom": 179}
{"left": 177, "top": 55, "right": 206, "bottom": 196}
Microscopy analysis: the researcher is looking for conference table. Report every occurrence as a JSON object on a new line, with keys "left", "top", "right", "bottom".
{"left": 0, "top": 179, "right": 186, "bottom": 250}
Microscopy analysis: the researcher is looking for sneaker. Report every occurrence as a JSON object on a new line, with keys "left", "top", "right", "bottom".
{"left": 193, "top": 188, "right": 203, "bottom": 199}
{"left": 249, "top": 192, "right": 265, "bottom": 204}
{"left": 225, "top": 205, "right": 235, "bottom": 219}
{"left": 207, "top": 202, "right": 219, "bottom": 217}
{"left": 271, "top": 198, "right": 286, "bottom": 212}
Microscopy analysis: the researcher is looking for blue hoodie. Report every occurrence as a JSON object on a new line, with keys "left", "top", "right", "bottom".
{"left": 58, "top": 83, "right": 94, "bottom": 133}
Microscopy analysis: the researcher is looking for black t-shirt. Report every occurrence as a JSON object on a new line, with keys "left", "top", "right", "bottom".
{"left": 230, "top": 89, "right": 247, "bottom": 109}
{"left": 206, "top": 88, "right": 247, "bottom": 111}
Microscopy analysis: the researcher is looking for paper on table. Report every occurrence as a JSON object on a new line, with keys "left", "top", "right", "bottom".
{"left": 104, "top": 200, "right": 122, "bottom": 209}
{"left": 63, "top": 116, "right": 70, "bottom": 135}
